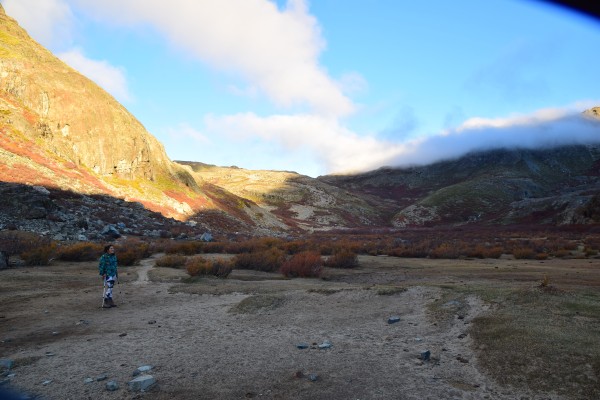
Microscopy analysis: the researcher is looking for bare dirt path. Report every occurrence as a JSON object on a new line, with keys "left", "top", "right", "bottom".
{"left": 1, "top": 256, "right": 588, "bottom": 399}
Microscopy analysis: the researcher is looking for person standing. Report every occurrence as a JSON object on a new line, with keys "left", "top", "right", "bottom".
{"left": 99, "top": 244, "right": 118, "bottom": 308}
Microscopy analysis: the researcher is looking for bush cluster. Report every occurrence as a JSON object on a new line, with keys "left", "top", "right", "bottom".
{"left": 324, "top": 250, "right": 358, "bottom": 269}
{"left": 185, "top": 255, "right": 232, "bottom": 278}
{"left": 233, "top": 248, "right": 286, "bottom": 272}
{"left": 280, "top": 251, "right": 323, "bottom": 278}
{"left": 21, "top": 243, "right": 58, "bottom": 266}
{"left": 155, "top": 254, "right": 187, "bottom": 268}
{"left": 58, "top": 242, "right": 103, "bottom": 261}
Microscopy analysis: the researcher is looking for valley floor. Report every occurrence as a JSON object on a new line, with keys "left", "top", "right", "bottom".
{"left": 1, "top": 255, "right": 599, "bottom": 399}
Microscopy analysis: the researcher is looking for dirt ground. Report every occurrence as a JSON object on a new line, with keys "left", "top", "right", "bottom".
{"left": 0, "top": 254, "right": 598, "bottom": 399}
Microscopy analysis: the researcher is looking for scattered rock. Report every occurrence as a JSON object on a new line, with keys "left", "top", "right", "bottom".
{"left": 200, "top": 232, "right": 213, "bottom": 242}
{"left": 458, "top": 333, "right": 468, "bottom": 339}
{"left": 387, "top": 316, "right": 401, "bottom": 324}
{"left": 296, "top": 343, "right": 309, "bottom": 349}
{"left": 148, "top": 320, "right": 156, "bottom": 325}
{"left": 0, "top": 359, "right": 14, "bottom": 371}
{"left": 84, "top": 377, "right": 94, "bottom": 384}
{"left": 133, "top": 365, "right": 153, "bottom": 377}
{"left": 42, "top": 380, "right": 52, "bottom": 385}
{"left": 128, "top": 375, "right": 156, "bottom": 392}
{"left": 317, "top": 340, "right": 332, "bottom": 350}
{"left": 420, "top": 351, "right": 431, "bottom": 361}
{"left": 0, "top": 251, "right": 8, "bottom": 270}
{"left": 101, "top": 224, "right": 121, "bottom": 239}
{"left": 457, "top": 356, "right": 469, "bottom": 363}
{"left": 106, "top": 380, "right": 119, "bottom": 391}
{"left": 308, "top": 373, "right": 319, "bottom": 382}
{"left": 119, "top": 333, "right": 127, "bottom": 337}
{"left": 443, "top": 300, "right": 461, "bottom": 308}
{"left": 96, "top": 374, "right": 108, "bottom": 381}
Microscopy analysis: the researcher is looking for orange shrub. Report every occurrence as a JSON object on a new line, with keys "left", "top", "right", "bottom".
{"left": 429, "top": 242, "right": 461, "bottom": 259}
{"left": 210, "top": 258, "right": 233, "bottom": 278}
{"left": 156, "top": 254, "right": 187, "bottom": 268}
{"left": 58, "top": 242, "right": 103, "bottom": 261}
{"left": 512, "top": 247, "right": 536, "bottom": 259}
{"left": 113, "top": 239, "right": 149, "bottom": 266}
{"left": 324, "top": 250, "right": 358, "bottom": 269}
{"left": 21, "top": 243, "right": 57, "bottom": 266}
{"left": 185, "top": 255, "right": 232, "bottom": 278}
{"left": 280, "top": 251, "right": 323, "bottom": 278}
{"left": 552, "top": 249, "right": 571, "bottom": 258}
{"left": 164, "top": 241, "right": 202, "bottom": 255}
{"left": 185, "top": 255, "right": 212, "bottom": 276}
{"left": 233, "top": 248, "right": 285, "bottom": 272}
{"left": 0, "top": 230, "right": 51, "bottom": 259}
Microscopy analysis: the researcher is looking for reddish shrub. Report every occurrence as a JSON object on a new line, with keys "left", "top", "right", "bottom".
{"left": 513, "top": 247, "right": 536, "bottom": 259}
{"left": 280, "top": 251, "right": 323, "bottom": 278}
{"left": 185, "top": 255, "right": 232, "bottom": 278}
{"left": 164, "top": 241, "right": 202, "bottom": 255}
{"left": 21, "top": 243, "right": 57, "bottom": 266}
{"left": 324, "top": 250, "right": 358, "bottom": 269}
{"left": 155, "top": 254, "right": 187, "bottom": 268}
{"left": 58, "top": 242, "right": 103, "bottom": 261}
{"left": 186, "top": 255, "right": 212, "bottom": 276}
{"left": 429, "top": 242, "right": 461, "bottom": 259}
{"left": 233, "top": 248, "right": 285, "bottom": 272}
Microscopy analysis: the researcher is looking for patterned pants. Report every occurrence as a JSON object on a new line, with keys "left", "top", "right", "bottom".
{"left": 104, "top": 275, "right": 116, "bottom": 299}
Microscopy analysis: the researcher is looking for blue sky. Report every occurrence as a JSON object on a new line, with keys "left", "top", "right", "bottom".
{"left": 3, "top": 0, "right": 600, "bottom": 177}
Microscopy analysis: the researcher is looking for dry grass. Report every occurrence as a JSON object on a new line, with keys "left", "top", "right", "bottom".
{"left": 472, "top": 288, "right": 600, "bottom": 398}
{"left": 428, "top": 283, "right": 600, "bottom": 399}
{"left": 228, "top": 294, "right": 285, "bottom": 314}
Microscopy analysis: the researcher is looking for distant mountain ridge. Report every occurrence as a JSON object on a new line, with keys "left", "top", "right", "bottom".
{"left": 319, "top": 142, "right": 600, "bottom": 227}
{"left": 0, "top": 4, "right": 599, "bottom": 240}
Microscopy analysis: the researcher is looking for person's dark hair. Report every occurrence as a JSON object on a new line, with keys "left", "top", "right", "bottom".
{"left": 104, "top": 245, "right": 113, "bottom": 253}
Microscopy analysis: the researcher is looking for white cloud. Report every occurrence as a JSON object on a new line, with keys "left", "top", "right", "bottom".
{"left": 202, "top": 106, "right": 600, "bottom": 176}
{"left": 203, "top": 112, "right": 404, "bottom": 175}
{"left": 72, "top": 0, "right": 354, "bottom": 117}
{"left": 386, "top": 107, "right": 600, "bottom": 168}
{"left": 2, "top": 0, "right": 73, "bottom": 49}
{"left": 57, "top": 48, "right": 132, "bottom": 103}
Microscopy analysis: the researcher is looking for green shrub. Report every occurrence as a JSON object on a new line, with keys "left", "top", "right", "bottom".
{"left": 155, "top": 254, "right": 187, "bottom": 268}
{"left": 280, "top": 251, "right": 323, "bottom": 278}
{"left": 324, "top": 250, "right": 358, "bottom": 269}
{"left": 58, "top": 242, "right": 103, "bottom": 261}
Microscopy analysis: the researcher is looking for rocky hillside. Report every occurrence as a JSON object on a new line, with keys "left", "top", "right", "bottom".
{"left": 0, "top": 3, "right": 599, "bottom": 243}
{"left": 178, "top": 162, "right": 392, "bottom": 231}
{"left": 320, "top": 139, "right": 600, "bottom": 227}
{"left": 0, "top": 5, "right": 212, "bottom": 220}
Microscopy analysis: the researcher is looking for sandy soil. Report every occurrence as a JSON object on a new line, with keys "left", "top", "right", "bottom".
{"left": 1, "top": 254, "right": 597, "bottom": 399}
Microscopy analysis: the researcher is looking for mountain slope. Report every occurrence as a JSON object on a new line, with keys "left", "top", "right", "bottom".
{"left": 0, "top": 5, "right": 217, "bottom": 220}
{"left": 0, "top": 3, "right": 598, "bottom": 239}
{"left": 177, "top": 162, "right": 391, "bottom": 232}
{"left": 320, "top": 139, "right": 600, "bottom": 227}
